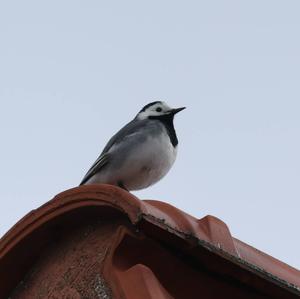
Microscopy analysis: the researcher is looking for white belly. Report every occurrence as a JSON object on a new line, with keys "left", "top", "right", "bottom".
{"left": 123, "top": 134, "right": 177, "bottom": 190}
{"left": 87, "top": 131, "right": 177, "bottom": 190}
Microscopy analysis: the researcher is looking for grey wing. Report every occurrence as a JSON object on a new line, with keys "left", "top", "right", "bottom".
{"left": 100, "top": 119, "right": 144, "bottom": 154}
{"left": 79, "top": 152, "right": 110, "bottom": 185}
{"left": 80, "top": 119, "right": 149, "bottom": 186}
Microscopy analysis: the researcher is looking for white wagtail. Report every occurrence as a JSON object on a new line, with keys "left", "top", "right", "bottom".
{"left": 80, "top": 101, "right": 185, "bottom": 191}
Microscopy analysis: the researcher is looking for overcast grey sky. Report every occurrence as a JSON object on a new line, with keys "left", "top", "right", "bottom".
{"left": 1, "top": 1, "right": 300, "bottom": 269}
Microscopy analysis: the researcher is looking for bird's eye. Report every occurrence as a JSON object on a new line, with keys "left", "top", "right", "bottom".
{"left": 156, "top": 107, "right": 162, "bottom": 112}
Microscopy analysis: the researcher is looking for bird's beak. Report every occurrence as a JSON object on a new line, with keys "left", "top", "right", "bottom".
{"left": 170, "top": 107, "right": 186, "bottom": 115}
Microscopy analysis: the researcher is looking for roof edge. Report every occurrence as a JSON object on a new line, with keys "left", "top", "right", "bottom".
{"left": 0, "top": 185, "right": 142, "bottom": 258}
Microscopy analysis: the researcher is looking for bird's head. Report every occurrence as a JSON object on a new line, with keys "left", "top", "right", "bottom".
{"left": 136, "top": 101, "right": 185, "bottom": 121}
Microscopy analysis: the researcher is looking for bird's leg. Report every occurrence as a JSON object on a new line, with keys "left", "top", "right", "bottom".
{"left": 117, "top": 181, "right": 129, "bottom": 192}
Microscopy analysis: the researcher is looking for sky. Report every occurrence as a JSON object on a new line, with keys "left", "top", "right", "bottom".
{"left": 0, "top": 1, "right": 300, "bottom": 270}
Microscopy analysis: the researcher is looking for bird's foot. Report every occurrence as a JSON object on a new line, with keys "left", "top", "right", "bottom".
{"left": 117, "top": 181, "right": 129, "bottom": 192}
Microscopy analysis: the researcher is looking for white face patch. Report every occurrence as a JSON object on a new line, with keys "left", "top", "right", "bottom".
{"left": 136, "top": 102, "right": 173, "bottom": 120}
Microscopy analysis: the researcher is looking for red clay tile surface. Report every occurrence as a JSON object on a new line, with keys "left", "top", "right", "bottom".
{"left": 0, "top": 184, "right": 299, "bottom": 298}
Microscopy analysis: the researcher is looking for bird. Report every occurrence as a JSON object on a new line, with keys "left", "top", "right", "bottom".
{"left": 80, "top": 101, "right": 185, "bottom": 191}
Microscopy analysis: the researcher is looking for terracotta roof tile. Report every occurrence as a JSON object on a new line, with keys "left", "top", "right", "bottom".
{"left": 0, "top": 185, "right": 299, "bottom": 298}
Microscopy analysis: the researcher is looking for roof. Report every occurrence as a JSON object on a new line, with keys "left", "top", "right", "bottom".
{"left": 0, "top": 184, "right": 299, "bottom": 298}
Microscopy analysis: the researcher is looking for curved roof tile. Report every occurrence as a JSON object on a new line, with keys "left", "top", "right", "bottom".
{"left": 0, "top": 184, "right": 299, "bottom": 298}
